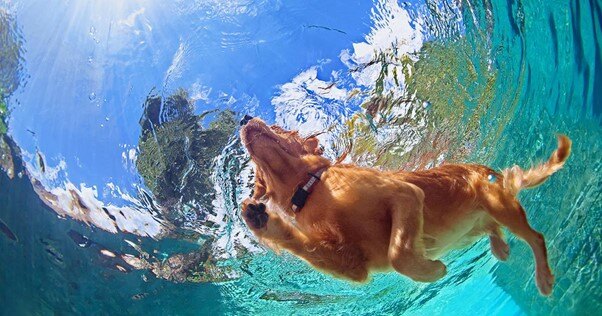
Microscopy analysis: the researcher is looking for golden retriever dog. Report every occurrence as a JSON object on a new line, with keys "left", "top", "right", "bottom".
{"left": 239, "top": 117, "right": 571, "bottom": 296}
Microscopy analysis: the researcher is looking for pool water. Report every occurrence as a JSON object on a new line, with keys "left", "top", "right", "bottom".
{"left": 0, "top": 0, "right": 600, "bottom": 314}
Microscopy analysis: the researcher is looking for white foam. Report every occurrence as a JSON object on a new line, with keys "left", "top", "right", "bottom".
{"left": 343, "top": 0, "right": 424, "bottom": 93}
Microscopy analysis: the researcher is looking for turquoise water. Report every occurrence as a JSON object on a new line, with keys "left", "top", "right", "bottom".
{"left": 1, "top": 0, "right": 601, "bottom": 314}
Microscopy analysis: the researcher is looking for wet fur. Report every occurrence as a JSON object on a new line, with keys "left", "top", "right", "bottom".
{"left": 240, "top": 118, "right": 571, "bottom": 296}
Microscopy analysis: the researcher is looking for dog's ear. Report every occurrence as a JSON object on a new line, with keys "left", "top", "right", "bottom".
{"left": 304, "top": 136, "right": 323, "bottom": 155}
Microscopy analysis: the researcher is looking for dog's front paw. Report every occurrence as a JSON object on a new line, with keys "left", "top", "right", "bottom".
{"left": 418, "top": 260, "right": 447, "bottom": 282}
{"left": 242, "top": 202, "right": 269, "bottom": 230}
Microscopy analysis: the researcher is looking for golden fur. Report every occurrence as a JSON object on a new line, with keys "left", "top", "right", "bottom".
{"left": 240, "top": 118, "right": 571, "bottom": 296}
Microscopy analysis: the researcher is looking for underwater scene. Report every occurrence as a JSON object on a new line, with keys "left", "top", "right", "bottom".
{"left": 0, "top": 0, "right": 600, "bottom": 314}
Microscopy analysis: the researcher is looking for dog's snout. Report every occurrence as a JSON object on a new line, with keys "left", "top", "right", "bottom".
{"left": 240, "top": 114, "right": 254, "bottom": 126}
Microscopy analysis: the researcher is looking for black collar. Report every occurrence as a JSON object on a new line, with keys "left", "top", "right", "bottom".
{"left": 291, "top": 168, "right": 326, "bottom": 212}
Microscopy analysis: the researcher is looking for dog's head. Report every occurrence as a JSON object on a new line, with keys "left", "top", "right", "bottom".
{"left": 241, "top": 117, "right": 322, "bottom": 169}
{"left": 240, "top": 118, "right": 329, "bottom": 201}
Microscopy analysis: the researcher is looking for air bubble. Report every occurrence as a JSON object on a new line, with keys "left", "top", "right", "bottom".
{"left": 88, "top": 92, "right": 96, "bottom": 101}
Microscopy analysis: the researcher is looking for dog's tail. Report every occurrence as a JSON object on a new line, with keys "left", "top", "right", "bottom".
{"left": 502, "top": 135, "right": 571, "bottom": 195}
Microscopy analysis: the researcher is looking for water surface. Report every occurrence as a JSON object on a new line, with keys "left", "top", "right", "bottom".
{"left": 0, "top": 0, "right": 601, "bottom": 314}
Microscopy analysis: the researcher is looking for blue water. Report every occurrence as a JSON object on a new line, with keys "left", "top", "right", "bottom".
{"left": 0, "top": 0, "right": 601, "bottom": 314}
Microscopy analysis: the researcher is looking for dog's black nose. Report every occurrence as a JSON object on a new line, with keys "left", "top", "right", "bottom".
{"left": 240, "top": 114, "right": 254, "bottom": 126}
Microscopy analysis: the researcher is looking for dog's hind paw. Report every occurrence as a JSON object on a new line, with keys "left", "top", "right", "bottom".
{"left": 536, "top": 267, "right": 555, "bottom": 296}
{"left": 490, "top": 236, "right": 510, "bottom": 261}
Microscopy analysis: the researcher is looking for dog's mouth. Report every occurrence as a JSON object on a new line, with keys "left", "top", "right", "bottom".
{"left": 241, "top": 120, "right": 274, "bottom": 152}
{"left": 241, "top": 119, "right": 296, "bottom": 158}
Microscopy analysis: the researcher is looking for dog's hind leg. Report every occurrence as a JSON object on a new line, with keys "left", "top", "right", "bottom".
{"left": 481, "top": 191, "right": 554, "bottom": 296}
{"left": 489, "top": 226, "right": 510, "bottom": 261}
{"left": 388, "top": 182, "right": 447, "bottom": 282}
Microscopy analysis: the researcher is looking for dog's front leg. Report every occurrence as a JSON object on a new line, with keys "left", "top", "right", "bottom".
{"left": 241, "top": 200, "right": 368, "bottom": 282}
{"left": 241, "top": 199, "right": 309, "bottom": 250}
{"left": 388, "top": 182, "right": 447, "bottom": 282}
